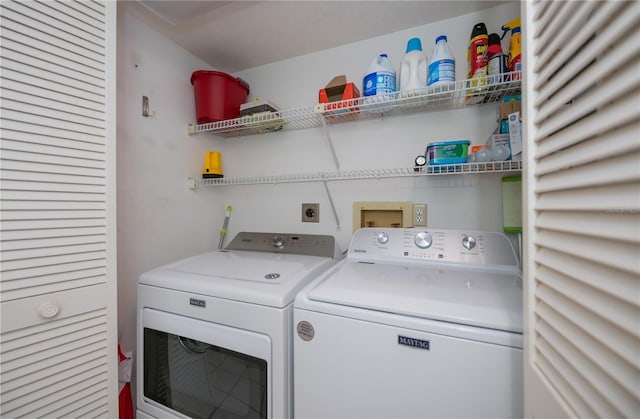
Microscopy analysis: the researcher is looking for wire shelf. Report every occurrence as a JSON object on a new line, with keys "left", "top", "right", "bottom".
{"left": 190, "top": 161, "right": 522, "bottom": 188}
{"left": 188, "top": 72, "right": 522, "bottom": 138}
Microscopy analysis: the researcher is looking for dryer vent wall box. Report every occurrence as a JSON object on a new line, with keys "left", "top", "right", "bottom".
{"left": 294, "top": 227, "right": 523, "bottom": 419}
{"left": 353, "top": 201, "right": 416, "bottom": 231}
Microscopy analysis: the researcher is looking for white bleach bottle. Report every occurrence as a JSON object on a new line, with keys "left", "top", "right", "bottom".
{"left": 428, "top": 35, "right": 455, "bottom": 88}
{"left": 399, "top": 37, "right": 427, "bottom": 93}
{"left": 363, "top": 53, "right": 396, "bottom": 112}
{"left": 363, "top": 53, "right": 396, "bottom": 97}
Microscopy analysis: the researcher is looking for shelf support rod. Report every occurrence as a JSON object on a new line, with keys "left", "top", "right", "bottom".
{"left": 320, "top": 117, "right": 340, "bottom": 170}
{"left": 323, "top": 180, "right": 341, "bottom": 232}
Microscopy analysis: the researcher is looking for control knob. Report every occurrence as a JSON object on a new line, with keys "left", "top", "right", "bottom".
{"left": 377, "top": 232, "right": 389, "bottom": 244}
{"left": 272, "top": 235, "right": 285, "bottom": 248}
{"left": 462, "top": 235, "right": 476, "bottom": 250}
{"left": 414, "top": 231, "right": 433, "bottom": 249}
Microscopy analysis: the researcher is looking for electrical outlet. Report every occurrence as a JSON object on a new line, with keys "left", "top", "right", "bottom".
{"left": 412, "top": 204, "right": 427, "bottom": 226}
{"left": 301, "top": 203, "right": 319, "bottom": 222}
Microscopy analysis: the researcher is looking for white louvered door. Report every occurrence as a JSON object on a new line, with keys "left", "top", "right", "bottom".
{"left": 0, "top": 0, "right": 118, "bottom": 416}
{"left": 523, "top": 1, "right": 640, "bottom": 417}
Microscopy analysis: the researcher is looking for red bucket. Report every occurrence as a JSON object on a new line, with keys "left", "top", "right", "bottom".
{"left": 191, "top": 70, "right": 250, "bottom": 124}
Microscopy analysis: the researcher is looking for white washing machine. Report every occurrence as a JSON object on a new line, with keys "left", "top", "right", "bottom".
{"left": 137, "top": 232, "right": 337, "bottom": 419}
{"left": 294, "top": 228, "right": 523, "bottom": 419}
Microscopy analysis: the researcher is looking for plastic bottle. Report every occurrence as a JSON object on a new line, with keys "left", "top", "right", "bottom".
{"left": 363, "top": 54, "right": 396, "bottom": 96}
{"left": 399, "top": 38, "right": 427, "bottom": 93}
{"left": 487, "top": 33, "right": 507, "bottom": 84}
{"left": 501, "top": 18, "right": 522, "bottom": 76}
{"left": 363, "top": 53, "right": 396, "bottom": 112}
{"left": 508, "top": 28, "right": 521, "bottom": 72}
{"left": 467, "top": 23, "right": 489, "bottom": 85}
{"left": 428, "top": 35, "right": 455, "bottom": 88}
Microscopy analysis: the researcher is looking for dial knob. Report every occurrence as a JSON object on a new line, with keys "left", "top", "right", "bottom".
{"left": 414, "top": 231, "right": 433, "bottom": 249}
{"left": 377, "top": 232, "right": 389, "bottom": 244}
{"left": 272, "top": 236, "right": 284, "bottom": 248}
{"left": 462, "top": 235, "right": 476, "bottom": 250}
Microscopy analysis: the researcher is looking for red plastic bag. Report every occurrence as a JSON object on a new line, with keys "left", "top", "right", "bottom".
{"left": 118, "top": 345, "right": 134, "bottom": 419}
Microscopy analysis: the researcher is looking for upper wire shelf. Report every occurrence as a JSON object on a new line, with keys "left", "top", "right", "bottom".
{"left": 187, "top": 72, "right": 522, "bottom": 138}
{"left": 188, "top": 161, "right": 522, "bottom": 188}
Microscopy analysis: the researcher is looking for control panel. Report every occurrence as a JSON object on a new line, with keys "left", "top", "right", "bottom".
{"left": 350, "top": 228, "right": 518, "bottom": 267}
{"left": 226, "top": 232, "right": 335, "bottom": 258}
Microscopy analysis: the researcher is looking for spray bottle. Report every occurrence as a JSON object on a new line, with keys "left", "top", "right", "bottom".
{"left": 466, "top": 22, "right": 488, "bottom": 103}
{"left": 487, "top": 33, "right": 507, "bottom": 84}
{"left": 501, "top": 18, "right": 522, "bottom": 75}
{"left": 467, "top": 23, "right": 489, "bottom": 86}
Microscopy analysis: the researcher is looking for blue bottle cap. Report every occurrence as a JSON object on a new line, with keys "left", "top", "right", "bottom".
{"left": 436, "top": 35, "right": 447, "bottom": 43}
{"left": 380, "top": 53, "right": 388, "bottom": 58}
{"left": 406, "top": 37, "right": 422, "bottom": 53}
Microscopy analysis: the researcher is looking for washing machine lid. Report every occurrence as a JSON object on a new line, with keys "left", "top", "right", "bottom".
{"left": 306, "top": 259, "right": 523, "bottom": 333}
{"left": 140, "top": 249, "right": 337, "bottom": 308}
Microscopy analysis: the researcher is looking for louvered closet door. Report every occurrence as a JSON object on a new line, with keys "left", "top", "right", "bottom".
{"left": 0, "top": 0, "right": 117, "bottom": 417}
{"left": 523, "top": 1, "right": 640, "bottom": 417}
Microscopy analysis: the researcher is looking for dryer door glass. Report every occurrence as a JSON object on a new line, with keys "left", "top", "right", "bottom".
{"left": 144, "top": 327, "right": 268, "bottom": 419}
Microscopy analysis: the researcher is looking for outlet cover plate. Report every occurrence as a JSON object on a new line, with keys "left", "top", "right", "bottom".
{"left": 302, "top": 203, "right": 319, "bottom": 222}
{"left": 412, "top": 204, "right": 427, "bottom": 226}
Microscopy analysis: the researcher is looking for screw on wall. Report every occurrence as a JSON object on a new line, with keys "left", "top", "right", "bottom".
{"left": 301, "top": 203, "right": 320, "bottom": 223}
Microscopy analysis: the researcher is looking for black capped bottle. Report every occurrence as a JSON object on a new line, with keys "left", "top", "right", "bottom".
{"left": 467, "top": 23, "right": 489, "bottom": 86}
{"left": 487, "top": 33, "right": 507, "bottom": 84}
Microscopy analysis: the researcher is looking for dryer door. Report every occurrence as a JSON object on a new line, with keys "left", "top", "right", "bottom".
{"left": 140, "top": 308, "right": 270, "bottom": 419}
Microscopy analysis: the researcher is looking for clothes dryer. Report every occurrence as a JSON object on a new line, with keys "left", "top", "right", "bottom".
{"left": 294, "top": 228, "right": 522, "bottom": 418}
{"left": 137, "top": 232, "right": 337, "bottom": 419}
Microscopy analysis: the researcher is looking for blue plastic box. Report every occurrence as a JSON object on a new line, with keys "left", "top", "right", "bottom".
{"left": 426, "top": 140, "right": 470, "bottom": 165}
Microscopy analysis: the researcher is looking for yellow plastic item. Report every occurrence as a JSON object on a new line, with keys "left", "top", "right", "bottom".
{"left": 501, "top": 18, "right": 521, "bottom": 72}
{"left": 203, "top": 151, "right": 223, "bottom": 178}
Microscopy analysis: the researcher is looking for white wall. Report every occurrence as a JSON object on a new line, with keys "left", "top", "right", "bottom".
{"left": 224, "top": 1, "right": 520, "bottom": 248}
{"left": 116, "top": 0, "right": 520, "bottom": 401}
{"left": 116, "top": 5, "right": 229, "bottom": 356}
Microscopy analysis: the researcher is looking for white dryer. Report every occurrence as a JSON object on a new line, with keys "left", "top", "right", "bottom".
{"left": 294, "top": 228, "right": 523, "bottom": 419}
{"left": 137, "top": 232, "right": 337, "bottom": 419}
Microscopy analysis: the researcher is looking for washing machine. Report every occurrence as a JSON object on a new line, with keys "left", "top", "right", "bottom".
{"left": 294, "top": 228, "right": 523, "bottom": 419}
{"left": 137, "top": 232, "right": 337, "bottom": 419}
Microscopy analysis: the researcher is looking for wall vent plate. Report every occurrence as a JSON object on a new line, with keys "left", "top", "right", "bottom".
{"left": 352, "top": 201, "right": 413, "bottom": 232}
{"left": 302, "top": 203, "right": 319, "bottom": 222}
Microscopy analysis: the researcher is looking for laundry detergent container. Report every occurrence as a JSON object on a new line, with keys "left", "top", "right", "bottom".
{"left": 191, "top": 70, "right": 250, "bottom": 124}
